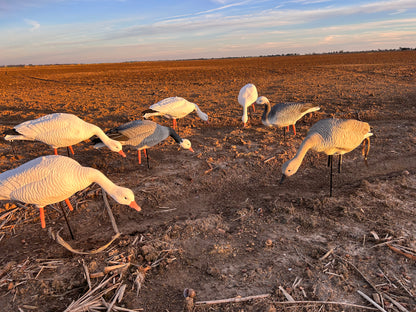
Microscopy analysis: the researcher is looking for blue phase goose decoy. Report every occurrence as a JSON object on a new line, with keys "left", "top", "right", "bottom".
{"left": 256, "top": 96, "right": 320, "bottom": 138}
{"left": 280, "top": 118, "right": 373, "bottom": 196}
{"left": 142, "top": 97, "right": 208, "bottom": 130}
{"left": 3, "top": 113, "right": 126, "bottom": 157}
{"left": 0, "top": 155, "right": 140, "bottom": 229}
{"left": 93, "top": 120, "right": 194, "bottom": 168}
{"left": 238, "top": 83, "right": 258, "bottom": 127}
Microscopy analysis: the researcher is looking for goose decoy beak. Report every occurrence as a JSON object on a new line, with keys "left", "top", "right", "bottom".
{"left": 189, "top": 147, "right": 195, "bottom": 153}
{"left": 279, "top": 175, "right": 286, "bottom": 184}
{"left": 118, "top": 150, "right": 127, "bottom": 157}
{"left": 129, "top": 201, "right": 141, "bottom": 212}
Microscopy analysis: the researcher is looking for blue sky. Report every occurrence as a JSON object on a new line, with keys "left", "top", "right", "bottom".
{"left": 1, "top": 0, "right": 415, "bottom": 65}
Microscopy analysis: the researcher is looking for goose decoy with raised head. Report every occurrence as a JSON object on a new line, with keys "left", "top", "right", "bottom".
{"left": 142, "top": 97, "right": 208, "bottom": 130}
{"left": 238, "top": 83, "right": 258, "bottom": 127}
{"left": 93, "top": 120, "right": 193, "bottom": 168}
{"left": 280, "top": 118, "right": 373, "bottom": 196}
{"left": 256, "top": 96, "right": 320, "bottom": 138}
{"left": 0, "top": 155, "right": 140, "bottom": 229}
{"left": 4, "top": 113, "right": 126, "bottom": 157}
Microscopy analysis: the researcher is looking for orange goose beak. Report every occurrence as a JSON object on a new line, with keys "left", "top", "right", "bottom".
{"left": 130, "top": 201, "right": 141, "bottom": 212}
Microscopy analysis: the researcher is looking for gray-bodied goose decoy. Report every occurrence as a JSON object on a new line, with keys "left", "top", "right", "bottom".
{"left": 93, "top": 120, "right": 193, "bottom": 168}
{"left": 280, "top": 118, "right": 373, "bottom": 196}
{"left": 256, "top": 96, "right": 320, "bottom": 138}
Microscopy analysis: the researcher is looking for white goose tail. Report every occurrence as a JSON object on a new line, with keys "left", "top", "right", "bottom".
{"left": 142, "top": 109, "right": 162, "bottom": 119}
{"left": 4, "top": 134, "right": 32, "bottom": 141}
{"left": 93, "top": 142, "right": 106, "bottom": 149}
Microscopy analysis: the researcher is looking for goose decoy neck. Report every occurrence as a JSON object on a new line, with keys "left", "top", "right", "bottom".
{"left": 261, "top": 101, "right": 272, "bottom": 121}
{"left": 281, "top": 134, "right": 320, "bottom": 177}
{"left": 168, "top": 127, "right": 183, "bottom": 144}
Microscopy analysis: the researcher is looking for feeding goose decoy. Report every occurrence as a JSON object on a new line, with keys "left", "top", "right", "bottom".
{"left": 280, "top": 118, "right": 373, "bottom": 196}
{"left": 0, "top": 155, "right": 140, "bottom": 229}
{"left": 3, "top": 113, "right": 126, "bottom": 157}
{"left": 93, "top": 120, "right": 193, "bottom": 168}
{"left": 256, "top": 96, "right": 320, "bottom": 139}
{"left": 142, "top": 97, "right": 208, "bottom": 130}
{"left": 238, "top": 83, "right": 258, "bottom": 127}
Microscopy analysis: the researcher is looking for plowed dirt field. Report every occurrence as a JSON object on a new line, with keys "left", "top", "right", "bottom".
{"left": 1, "top": 51, "right": 415, "bottom": 311}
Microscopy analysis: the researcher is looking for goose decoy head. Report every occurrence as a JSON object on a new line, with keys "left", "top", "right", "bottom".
{"left": 110, "top": 186, "right": 141, "bottom": 211}
{"left": 256, "top": 96, "right": 270, "bottom": 105}
{"left": 180, "top": 139, "right": 194, "bottom": 152}
{"left": 107, "top": 140, "right": 126, "bottom": 157}
{"left": 281, "top": 158, "right": 300, "bottom": 180}
{"left": 197, "top": 110, "right": 209, "bottom": 122}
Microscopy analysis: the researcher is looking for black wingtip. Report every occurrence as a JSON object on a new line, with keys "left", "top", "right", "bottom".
{"left": 90, "top": 136, "right": 103, "bottom": 145}
{"left": 142, "top": 109, "right": 157, "bottom": 115}
{"left": 3, "top": 128, "right": 19, "bottom": 136}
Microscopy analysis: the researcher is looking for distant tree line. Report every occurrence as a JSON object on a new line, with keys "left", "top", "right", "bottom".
{"left": 1, "top": 47, "right": 415, "bottom": 67}
{"left": 260, "top": 47, "right": 415, "bottom": 58}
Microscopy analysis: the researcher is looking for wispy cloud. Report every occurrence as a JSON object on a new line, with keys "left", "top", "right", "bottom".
{"left": 25, "top": 19, "right": 40, "bottom": 31}
{"left": 102, "top": 0, "right": 416, "bottom": 42}
{"left": 287, "top": 0, "right": 332, "bottom": 4}
{"left": 199, "top": 1, "right": 251, "bottom": 14}
{"left": 1, "top": 0, "right": 416, "bottom": 65}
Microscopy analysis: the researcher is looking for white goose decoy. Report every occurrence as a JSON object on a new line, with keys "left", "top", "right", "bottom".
{"left": 93, "top": 120, "right": 193, "bottom": 167}
{"left": 280, "top": 118, "right": 373, "bottom": 196}
{"left": 0, "top": 155, "right": 140, "bottom": 229}
{"left": 238, "top": 83, "right": 258, "bottom": 127}
{"left": 4, "top": 113, "right": 126, "bottom": 157}
{"left": 142, "top": 97, "right": 208, "bottom": 129}
{"left": 256, "top": 96, "right": 320, "bottom": 138}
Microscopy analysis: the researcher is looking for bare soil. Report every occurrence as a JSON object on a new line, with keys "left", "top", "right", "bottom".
{"left": 0, "top": 51, "right": 415, "bottom": 312}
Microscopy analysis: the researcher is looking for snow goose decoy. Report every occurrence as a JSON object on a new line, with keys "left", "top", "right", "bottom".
{"left": 4, "top": 113, "right": 126, "bottom": 157}
{"left": 238, "top": 83, "right": 258, "bottom": 127}
{"left": 93, "top": 120, "right": 193, "bottom": 168}
{"left": 280, "top": 118, "right": 373, "bottom": 196}
{"left": 0, "top": 155, "right": 140, "bottom": 229}
{"left": 256, "top": 96, "right": 320, "bottom": 139}
{"left": 142, "top": 97, "right": 208, "bottom": 130}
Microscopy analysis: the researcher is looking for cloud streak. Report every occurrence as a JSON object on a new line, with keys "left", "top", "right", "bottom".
{"left": 103, "top": 0, "right": 416, "bottom": 42}
{"left": 1, "top": 0, "right": 415, "bottom": 65}
{"left": 25, "top": 19, "right": 40, "bottom": 31}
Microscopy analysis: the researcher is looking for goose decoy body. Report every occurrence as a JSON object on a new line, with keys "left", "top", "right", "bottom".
{"left": 3, "top": 113, "right": 126, "bottom": 157}
{"left": 93, "top": 120, "right": 193, "bottom": 167}
{"left": 238, "top": 83, "right": 258, "bottom": 127}
{"left": 256, "top": 96, "right": 320, "bottom": 138}
{"left": 142, "top": 97, "right": 208, "bottom": 129}
{"left": 0, "top": 155, "right": 140, "bottom": 229}
{"left": 280, "top": 118, "right": 373, "bottom": 196}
